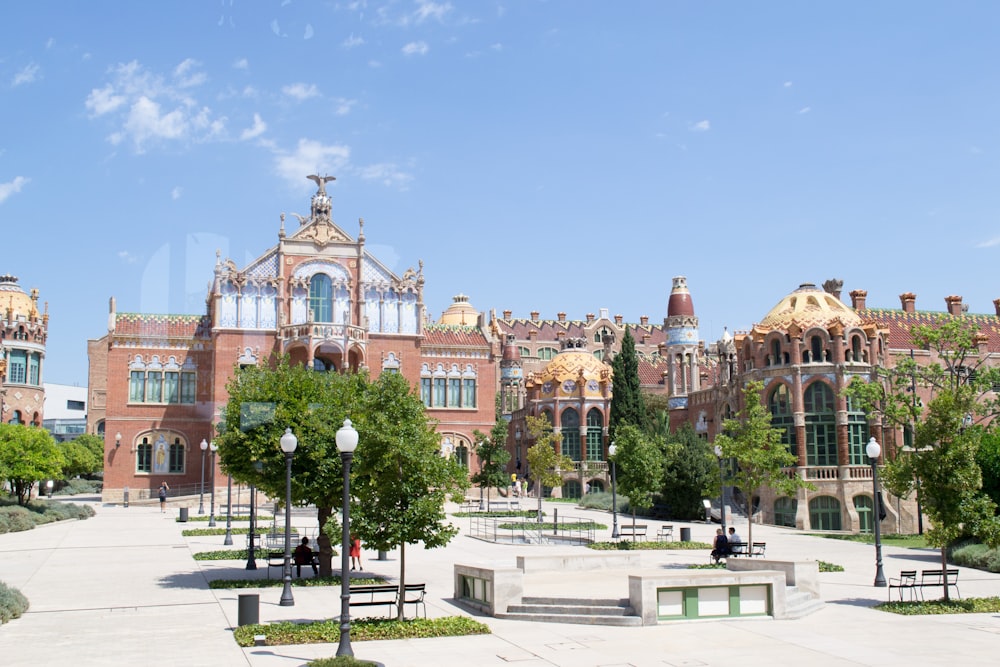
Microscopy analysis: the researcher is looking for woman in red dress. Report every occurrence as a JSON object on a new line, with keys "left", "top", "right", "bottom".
{"left": 349, "top": 535, "right": 362, "bottom": 570}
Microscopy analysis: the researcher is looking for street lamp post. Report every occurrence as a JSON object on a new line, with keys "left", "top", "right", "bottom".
{"left": 208, "top": 442, "right": 217, "bottom": 527}
{"left": 279, "top": 428, "right": 298, "bottom": 607}
{"left": 198, "top": 439, "right": 208, "bottom": 514}
{"left": 335, "top": 419, "right": 359, "bottom": 658}
{"left": 866, "top": 437, "right": 887, "bottom": 587}
{"left": 246, "top": 460, "right": 262, "bottom": 571}
{"left": 609, "top": 441, "right": 619, "bottom": 539}
{"left": 714, "top": 444, "right": 727, "bottom": 535}
{"left": 223, "top": 473, "right": 233, "bottom": 545}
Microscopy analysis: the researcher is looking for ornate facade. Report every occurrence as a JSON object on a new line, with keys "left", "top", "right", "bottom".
{"left": 89, "top": 178, "right": 497, "bottom": 502}
{"left": 0, "top": 275, "right": 47, "bottom": 427}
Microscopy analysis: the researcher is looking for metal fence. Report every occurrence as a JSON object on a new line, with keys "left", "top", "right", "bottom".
{"left": 466, "top": 513, "right": 596, "bottom": 545}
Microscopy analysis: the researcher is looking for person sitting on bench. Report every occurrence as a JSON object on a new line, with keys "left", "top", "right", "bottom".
{"left": 711, "top": 528, "right": 730, "bottom": 562}
{"left": 293, "top": 536, "right": 318, "bottom": 577}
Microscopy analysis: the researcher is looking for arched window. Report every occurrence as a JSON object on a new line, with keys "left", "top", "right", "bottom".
{"left": 585, "top": 408, "right": 603, "bottom": 461}
{"left": 846, "top": 395, "right": 869, "bottom": 464}
{"left": 854, "top": 495, "right": 874, "bottom": 533}
{"left": 768, "top": 383, "right": 797, "bottom": 457}
{"left": 561, "top": 408, "right": 581, "bottom": 461}
{"left": 850, "top": 335, "right": 863, "bottom": 363}
{"left": 455, "top": 445, "right": 469, "bottom": 469}
{"left": 11, "top": 410, "right": 23, "bottom": 425}
{"left": 538, "top": 347, "right": 558, "bottom": 361}
{"left": 589, "top": 479, "right": 605, "bottom": 493}
{"left": 804, "top": 382, "right": 837, "bottom": 466}
{"left": 563, "top": 479, "right": 582, "bottom": 499}
{"left": 770, "top": 339, "right": 781, "bottom": 366}
{"left": 810, "top": 335, "right": 824, "bottom": 363}
{"left": 774, "top": 497, "right": 797, "bottom": 527}
{"left": 808, "top": 496, "right": 842, "bottom": 530}
{"left": 169, "top": 439, "right": 186, "bottom": 473}
{"left": 136, "top": 437, "right": 152, "bottom": 473}
{"left": 308, "top": 274, "right": 333, "bottom": 322}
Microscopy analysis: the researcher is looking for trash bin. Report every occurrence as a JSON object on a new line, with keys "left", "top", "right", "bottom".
{"left": 238, "top": 593, "right": 259, "bottom": 626}
{"left": 179, "top": 507, "right": 189, "bottom": 522}
{"left": 680, "top": 527, "right": 691, "bottom": 542}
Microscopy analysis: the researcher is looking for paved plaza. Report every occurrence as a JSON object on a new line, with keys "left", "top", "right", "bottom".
{"left": 2, "top": 496, "right": 1000, "bottom": 666}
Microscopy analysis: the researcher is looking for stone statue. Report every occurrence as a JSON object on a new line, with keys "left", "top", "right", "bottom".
{"left": 307, "top": 174, "right": 336, "bottom": 195}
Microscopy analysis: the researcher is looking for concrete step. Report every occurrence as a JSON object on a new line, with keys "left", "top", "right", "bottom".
{"left": 521, "top": 596, "right": 629, "bottom": 607}
{"left": 784, "top": 587, "right": 825, "bottom": 619}
{"left": 496, "top": 611, "right": 643, "bottom": 627}
{"left": 508, "top": 603, "right": 633, "bottom": 616}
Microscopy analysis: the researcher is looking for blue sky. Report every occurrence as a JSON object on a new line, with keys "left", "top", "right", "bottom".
{"left": 3, "top": 1, "right": 1000, "bottom": 387}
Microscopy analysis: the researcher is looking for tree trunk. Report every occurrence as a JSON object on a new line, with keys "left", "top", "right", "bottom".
{"left": 396, "top": 541, "right": 406, "bottom": 621}
{"left": 316, "top": 505, "right": 334, "bottom": 577}
{"left": 745, "top": 496, "right": 753, "bottom": 547}
{"left": 941, "top": 546, "right": 950, "bottom": 602}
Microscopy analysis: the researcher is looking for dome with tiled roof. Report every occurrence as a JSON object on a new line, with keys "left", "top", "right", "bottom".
{"left": 755, "top": 283, "right": 862, "bottom": 333}
{"left": 530, "top": 338, "right": 611, "bottom": 398}
{"left": 0, "top": 275, "right": 36, "bottom": 319}
{"left": 438, "top": 293, "right": 479, "bottom": 325}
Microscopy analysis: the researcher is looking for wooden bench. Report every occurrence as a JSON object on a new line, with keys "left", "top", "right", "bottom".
{"left": 728, "top": 542, "right": 749, "bottom": 557}
{"left": 264, "top": 532, "right": 299, "bottom": 550}
{"left": 888, "top": 570, "right": 917, "bottom": 602}
{"left": 617, "top": 524, "right": 647, "bottom": 541}
{"left": 656, "top": 525, "right": 674, "bottom": 542}
{"left": 919, "top": 569, "right": 960, "bottom": 600}
{"left": 750, "top": 542, "right": 766, "bottom": 558}
{"left": 349, "top": 583, "right": 427, "bottom": 618}
{"left": 267, "top": 551, "right": 287, "bottom": 579}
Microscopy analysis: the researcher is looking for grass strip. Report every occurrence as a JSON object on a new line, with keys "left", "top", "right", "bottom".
{"left": 209, "top": 576, "right": 383, "bottom": 590}
{"left": 875, "top": 596, "right": 1000, "bottom": 615}
{"left": 234, "top": 615, "right": 490, "bottom": 647}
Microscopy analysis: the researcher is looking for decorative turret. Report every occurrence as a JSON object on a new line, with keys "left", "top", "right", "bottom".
{"left": 663, "top": 276, "right": 701, "bottom": 407}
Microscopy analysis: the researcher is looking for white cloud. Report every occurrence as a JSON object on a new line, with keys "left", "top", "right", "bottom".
{"left": 402, "top": 41, "right": 429, "bottom": 56}
{"left": 784, "top": 81, "right": 792, "bottom": 87}
{"left": 358, "top": 162, "right": 413, "bottom": 189}
{"left": 171, "top": 186, "right": 182, "bottom": 200}
{"left": 415, "top": 1, "right": 452, "bottom": 23}
{"left": 85, "top": 60, "right": 224, "bottom": 152}
{"left": 798, "top": 106, "right": 811, "bottom": 114}
{"left": 342, "top": 34, "right": 365, "bottom": 49}
{"left": 303, "top": 24, "right": 314, "bottom": 40}
{"left": 274, "top": 139, "right": 351, "bottom": 188}
{"left": 690, "top": 120, "right": 710, "bottom": 132}
{"left": 233, "top": 58, "right": 249, "bottom": 70}
{"left": 283, "top": 83, "right": 320, "bottom": 101}
{"left": 118, "top": 250, "right": 139, "bottom": 264}
{"left": 12, "top": 62, "right": 41, "bottom": 86}
{"left": 976, "top": 237, "right": 1000, "bottom": 248}
{"left": 240, "top": 113, "right": 267, "bottom": 140}
{"left": 333, "top": 98, "right": 357, "bottom": 116}
{"left": 0, "top": 176, "right": 29, "bottom": 203}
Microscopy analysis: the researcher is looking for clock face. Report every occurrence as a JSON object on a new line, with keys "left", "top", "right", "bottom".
{"left": 562, "top": 379, "right": 577, "bottom": 393}
{"left": 542, "top": 381, "right": 554, "bottom": 394}
{"left": 586, "top": 379, "right": 600, "bottom": 393}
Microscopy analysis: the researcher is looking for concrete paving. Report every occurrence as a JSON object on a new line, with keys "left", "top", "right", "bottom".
{"left": 2, "top": 495, "right": 1000, "bottom": 666}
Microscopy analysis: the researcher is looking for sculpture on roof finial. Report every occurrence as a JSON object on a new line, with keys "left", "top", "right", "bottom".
{"left": 307, "top": 174, "right": 336, "bottom": 195}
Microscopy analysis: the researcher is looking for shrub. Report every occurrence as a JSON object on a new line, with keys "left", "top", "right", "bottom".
{"left": 54, "top": 479, "right": 103, "bottom": 495}
{"left": 234, "top": 615, "right": 490, "bottom": 647}
{"left": 0, "top": 581, "right": 29, "bottom": 623}
{"left": 0, "top": 506, "right": 36, "bottom": 533}
{"left": 0, "top": 499, "right": 95, "bottom": 533}
{"left": 308, "top": 657, "right": 382, "bottom": 667}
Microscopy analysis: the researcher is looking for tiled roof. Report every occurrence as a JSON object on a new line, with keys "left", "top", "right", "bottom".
{"left": 115, "top": 313, "right": 212, "bottom": 339}
{"left": 493, "top": 318, "right": 668, "bottom": 346}
{"left": 421, "top": 323, "right": 489, "bottom": 347}
{"left": 859, "top": 308, "right": 1000, "bottom": 352}
{"left": 638, "top": 357, "right": 668, "bottom": 386}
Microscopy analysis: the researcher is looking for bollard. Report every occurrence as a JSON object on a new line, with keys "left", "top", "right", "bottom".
{"left": 179, "top": 507, "right": 189, "bottom": 522}
{"left": 377, "top": 550, "right": 388, "bottom": 561}
{"left": 680, "top": 527, "right": 691, "bottom": 542}
{"left": 553, "top": 508, "right": 558, "bottom": 534}
{"left": 123, "top": 486, "right": 129, "bottom": 508}
{"left": 238, "top": 593, "right": 259, "bottom": 626}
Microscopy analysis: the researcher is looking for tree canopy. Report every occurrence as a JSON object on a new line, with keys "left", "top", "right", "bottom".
{"left": 471, "top": 407, "right": 511, "bottom": 507}
{"left": 659, "top": 423, "right": 716, "bottom": 520}
{"left": 524, "top": 414, "right": 572, "bottom": 520}
{"left": 0, "top": 423, "right": 64, "bottom": 505}
{"left": 611, "top": 422, "right": 664, "bottom": 531}
{"left": 712, "top": 379, "right": 806, "bottom": 545}
{"left": 609, "top": 329, "right": 647, "bottom": 439}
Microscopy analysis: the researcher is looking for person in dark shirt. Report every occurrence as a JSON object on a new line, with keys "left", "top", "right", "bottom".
{"left": 711, "top": 528, "right": 730, "bottom": 563}
{"left": 293, "top": 536, "right": 318, "bottom": 577}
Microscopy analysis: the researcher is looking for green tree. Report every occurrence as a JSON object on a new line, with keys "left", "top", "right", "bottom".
{"left": 659, "top": 423, "right": 716, "bottom": 520}
{"left": 58, "top": 435, "right": 104, "bottom": 479}
{"left": 713, "top": 380, "right": 807, "bottom": 546}
{"left": 611, "top": 423, "right": 664, "bottom": 532}
{"left": 350, "top": 371, "right": 469, "bottom": 620}
{"left": 216, "top": 358, "right": 365, "bottom": 576}
{"left": 977, "top": 431, "right": 1000, "bottom": 511}
{"left": 471, "top": 416, "right": 511, "bottom": 509}
{"left": 0, "top": 424, "right": 64, "bottom": 505}
{"left": 609, "top": 329, "right": 647, "bottom": 440}
{"left": 846, "top": 316, "right": 1000, "bottom": 598}
{"left": 524, "top": 415, "right": 572, "bottom": 521}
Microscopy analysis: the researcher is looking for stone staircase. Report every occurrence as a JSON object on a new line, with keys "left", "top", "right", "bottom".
{"left": 497, "top": 596, "right": 642, "bottom": 626}
{"left": 784, "top": 586, "right": 825, "bottom": 619}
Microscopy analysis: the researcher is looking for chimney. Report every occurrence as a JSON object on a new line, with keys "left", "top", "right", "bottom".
{"left": 528, "top": 329, "right": 537, "bottom": 340}
{"left": 557, "top": 312, "right": 566, "bottom": 323}
{"left": 849, "top": 289, "right": 867, "bottom": 310}
{"left": 530, "top": 310, "right": 539, "bottom": 321}
{"left": 614, "top": 314, "right": 623, "bottom": 325}
{"left": 994, "top": 298, "right": 1000, "bottom": 317}
{"left": 503, "top": 309, "right": 512, "bottom": 319}
{"left": 586, "top": 313, "right": 595, "bottom": 323}
{"left": 945, "top": 295, "right": 963, "bottom": 317}
{"left": 822, "top": 278, "right": 844, "bottom": 300}
{"left": 640, "top": 315, "right": 649, "bottom": 326}
{"left": 900, "top": 293, "right": 916, "bottom": 314}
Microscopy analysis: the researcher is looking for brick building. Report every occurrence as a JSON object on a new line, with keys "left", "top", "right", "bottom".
{"left": 0, "top": 275, "right": 48, "bottom": 427}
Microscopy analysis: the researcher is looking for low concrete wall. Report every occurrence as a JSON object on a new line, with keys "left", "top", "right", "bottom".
{"left": 516, "top": 552, "right": 642, "bottom": 573}
{"left": 454, "top": 564, "right": 523, "bottom": 615}
{"left": 629, "top": 570, "right": 787, "bottom": 624}
{"left": 726, "top": 559, "right": 820, "bottom": 599}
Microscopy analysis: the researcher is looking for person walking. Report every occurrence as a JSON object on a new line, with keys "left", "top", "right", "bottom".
{"left": 158, "top": 482, "right": 169, "bottom": 513}
{"left": 350, "top": 534, "right": 362, "bottom": 570}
